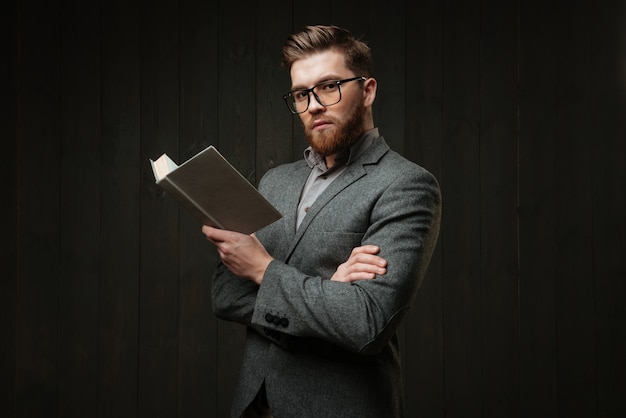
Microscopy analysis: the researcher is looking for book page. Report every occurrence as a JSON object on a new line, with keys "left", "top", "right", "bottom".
{"left": 150, "top": 153, "right": 179, "bottom": 182}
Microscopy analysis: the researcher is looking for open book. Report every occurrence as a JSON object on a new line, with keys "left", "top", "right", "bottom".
{"left": 150, "top": 146, "right": 282, "bottom": 234}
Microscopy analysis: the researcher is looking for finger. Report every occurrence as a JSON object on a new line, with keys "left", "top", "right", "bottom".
{"left": 348, "top": 272, "right": 377, "bottom": 281}
{"left": 339, "top": 259, "right": 386, "bottom": 277}
{"left": 201, "top": 225, "right": 219, "bottom": 240}
{"left": 351, "top": 245, "right": 380, "bottom": 256}
{"left": 331, "top": 270, "right": 375, "bottom": 283}
{"left": 352, "top": 262, "right": 386, "bottom": 276}
{"left": 202, "top": 225, "right": 239, "bottom": 243}
{"left": 349, "top": 253, "right": 387, "bottom": 268}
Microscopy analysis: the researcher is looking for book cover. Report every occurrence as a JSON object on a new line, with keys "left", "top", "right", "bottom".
{"left": 150, "top": 146, "right": 282, "bottom": 234}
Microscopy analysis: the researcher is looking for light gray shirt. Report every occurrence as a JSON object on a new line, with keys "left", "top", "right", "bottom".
{"left": 296, "top": 128, "right": 379, "bottom": 229}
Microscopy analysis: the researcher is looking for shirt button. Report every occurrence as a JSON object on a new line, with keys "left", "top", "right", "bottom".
{"left": 304, "top": 207, "right": 310, "bottom": 212}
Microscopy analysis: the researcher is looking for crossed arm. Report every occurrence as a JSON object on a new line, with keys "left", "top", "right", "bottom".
{"left": 201, "top": 225, "right": 387, "bottom": 284}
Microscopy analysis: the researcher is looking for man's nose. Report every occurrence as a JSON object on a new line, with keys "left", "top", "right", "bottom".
{"left": 307, "top": 92, "right": 325, "bottom": 112}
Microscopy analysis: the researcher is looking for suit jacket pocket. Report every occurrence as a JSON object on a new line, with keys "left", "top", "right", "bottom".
{"left": 320, "top": 231, "right": 365, "bottom": 271}
{"left": 289, "top": 231, "right": 365, "bottom": 279}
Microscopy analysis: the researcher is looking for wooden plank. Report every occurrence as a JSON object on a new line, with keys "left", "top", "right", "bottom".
{"left": 15, "top": 0, "right": 61, "bottom": 415}
{"left": 404, "top": 0, "right": 445, "bottom": 416}
{"left": 178, "top": 0, "right": 219, "bottom": 415}
{"left": 215, "top": 2, "right": 256, "bottom": 414}
{"left": 56, "top": 0, "right": 101, "bottom": 416}
{"left": 0, "top": 1, "right": 18, "bottom": 415}
{"left": 553, "top": 1, "right": 597, "bottom": 415}
{"left": 293, "top": 1, "right": 331, "bottom": 30}
{"left": 331, "top": 1, "right": 369, "bottom": 51}
{"left": 441, "top": 0, "right": 482, "bottom": 416}
{"left": 99, "top": 0, "right": 141, "bottom": 416}
{"left": 217, "top": 0, "right": 256, "bottom": 174}
{"left": 255, "top": 1, "right": 293, "bottom": 180}
{"left": 138, "top": 0, "right": 180, "bottom": 416}
{"left": 367, "top": 0, "right": 406, "bottom": 153}
{"left": 478, "top": 1, "right": 520, "bottom": 416}
{"left": 590, "top": 3, "right": 626, "bottom": 415}
{"left": 517, "top": 1, "right": 559, "bottom": 415}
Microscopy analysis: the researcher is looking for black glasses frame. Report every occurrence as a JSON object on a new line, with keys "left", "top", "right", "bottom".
{"left": 282, "top": 76, "right": 366, "bottom": 115}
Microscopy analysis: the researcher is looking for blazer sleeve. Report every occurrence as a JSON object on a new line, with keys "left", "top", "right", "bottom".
{"left": 251, "top": 164, "right": 442, "bottom": 355}
{"left": 211, "top": 261, "right": 257, "bottom": 325}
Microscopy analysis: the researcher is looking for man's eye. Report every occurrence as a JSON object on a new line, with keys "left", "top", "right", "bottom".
{"left": 320, "top": 82, "right": 338, "bottom": 92}
{"left": 293, "top": 91, "right": 308, "bottom": 101}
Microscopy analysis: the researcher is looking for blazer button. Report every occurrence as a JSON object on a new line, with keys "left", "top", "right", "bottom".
{"left": 265, "top": 313, "right": 275, "bottom": 323}
{"left": 280, "top": 318, "right": 289, "bottom": 328}
{"left": 272, "top": 316, "right": 281, "bottom": 325}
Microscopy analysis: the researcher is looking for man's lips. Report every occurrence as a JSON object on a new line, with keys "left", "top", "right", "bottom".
{"left": 312, "top": 120, "right": 332, "bottom": 130}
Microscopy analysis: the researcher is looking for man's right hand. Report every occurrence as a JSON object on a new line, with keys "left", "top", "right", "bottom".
{"left": 330, "top": 245, "right": 387, "bottom": 283}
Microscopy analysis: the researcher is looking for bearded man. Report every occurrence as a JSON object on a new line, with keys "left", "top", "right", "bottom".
{"left": 202, "top": 25, "right": 442, "bottom": 418}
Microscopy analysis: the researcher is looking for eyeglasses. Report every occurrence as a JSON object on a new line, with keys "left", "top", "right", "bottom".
{"left": 283, "top": 76, "right": 366, "bottom": 115}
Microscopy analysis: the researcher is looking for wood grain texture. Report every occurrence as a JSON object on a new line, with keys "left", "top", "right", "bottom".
{"left": 6, "top": 0, "right": 626, "bottom": 416}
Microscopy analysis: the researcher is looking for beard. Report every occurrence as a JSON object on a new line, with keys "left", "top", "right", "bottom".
{"left": 304, "top": 101, "right": 366, "bottom": 157}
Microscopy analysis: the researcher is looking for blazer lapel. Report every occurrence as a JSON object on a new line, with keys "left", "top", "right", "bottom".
{"left": 280, "top": 160, "right": 311, "bottom": 236}
{"left": 284, "top": 138, "right": 390, "bottom": 261}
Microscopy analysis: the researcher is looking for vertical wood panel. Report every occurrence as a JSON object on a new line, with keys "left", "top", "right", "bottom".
{"left": 99, "top": 0, "right": 141, "bottom": 416}
{"left": 0, "top": 0, "right": 18, "bottom": 415}
{"left": 441, "top": 1, "right": 482, "bottom": 416}
{"left": 178, "top": 0, "right": 219, "bottom": 416}
{"left": 255, "top": 1, "right": 294, "bottom": 179}
{"left": 216, "top": 2, "right": 256, "bottom": 414}
{"left": 518, "top": 1, "right": 559, "bottom": 415}
{"left": 404, "top": 0, "right": 445, "bottom": 415}
{"left": 554, "top": 1, "right": 597, "bottom": 415}
{"left": 217, "top": 0, "right": 256, "bottom": 172}
{"left": 331, "top": 2, "right": 369, "bottom": 47}
{"left": 479, "top": 1, "right": 520, "bottom": 416}
{"left": 590, "top": 2, "right": 626, "bottom": 415}
{"left": 139, "top": 0, "right": 180, "bottom": 416}
{"left": 15, "top": 0, "right": 61, "bottom": 415}
{"left": 293, "top": 1, "right": 331, "bottom": 29}
{"left": 368, "top": 0, "right": 406, "bottom": 153}
{"left": 57, "top": 0, "right": 101, "bottom": 415}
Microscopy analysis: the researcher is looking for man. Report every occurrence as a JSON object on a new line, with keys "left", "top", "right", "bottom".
{"left": 203, "top": 25, "right": 441, "bottom": 418}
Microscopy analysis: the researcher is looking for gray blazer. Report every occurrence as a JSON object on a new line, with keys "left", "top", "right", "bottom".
{"left": 212, "top": 136, "right": 442, "bottom": 418}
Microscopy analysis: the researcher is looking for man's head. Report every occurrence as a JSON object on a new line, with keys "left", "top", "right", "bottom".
{"left": 281, "top": 25, "right": 377, "bottom": 160}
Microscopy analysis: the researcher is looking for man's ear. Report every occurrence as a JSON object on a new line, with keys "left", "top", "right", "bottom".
{"left": 363, "top": 77, "right": 377, "bottom": 107}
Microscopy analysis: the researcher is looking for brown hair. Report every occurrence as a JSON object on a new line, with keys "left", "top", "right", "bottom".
{"left": 281, "top": 25, "right": 373, "bottom": 77}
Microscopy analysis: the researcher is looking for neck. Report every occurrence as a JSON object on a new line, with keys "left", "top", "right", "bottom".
{"left": 325, "top": 154, "right": 338, "bottom": 169}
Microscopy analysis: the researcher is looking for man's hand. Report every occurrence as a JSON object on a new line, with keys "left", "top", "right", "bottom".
{"left": 202, "top": 225, "right": 273, "bottom": 285}
{"left": 330, "top": 245, "right": 387, "bottom": 283}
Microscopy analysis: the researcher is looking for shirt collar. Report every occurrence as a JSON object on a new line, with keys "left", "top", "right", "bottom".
{"left": 303, "top": 127, "right": 380, "bottom": 172}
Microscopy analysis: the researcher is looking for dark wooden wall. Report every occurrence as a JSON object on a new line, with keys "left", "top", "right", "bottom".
{"left": 3, "top": 0, "right": 625, "bottom": 417}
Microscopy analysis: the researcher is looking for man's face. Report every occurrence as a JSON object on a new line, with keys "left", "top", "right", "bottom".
{"left": 289, "top": 50, "right": 367, "bottom": 157}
